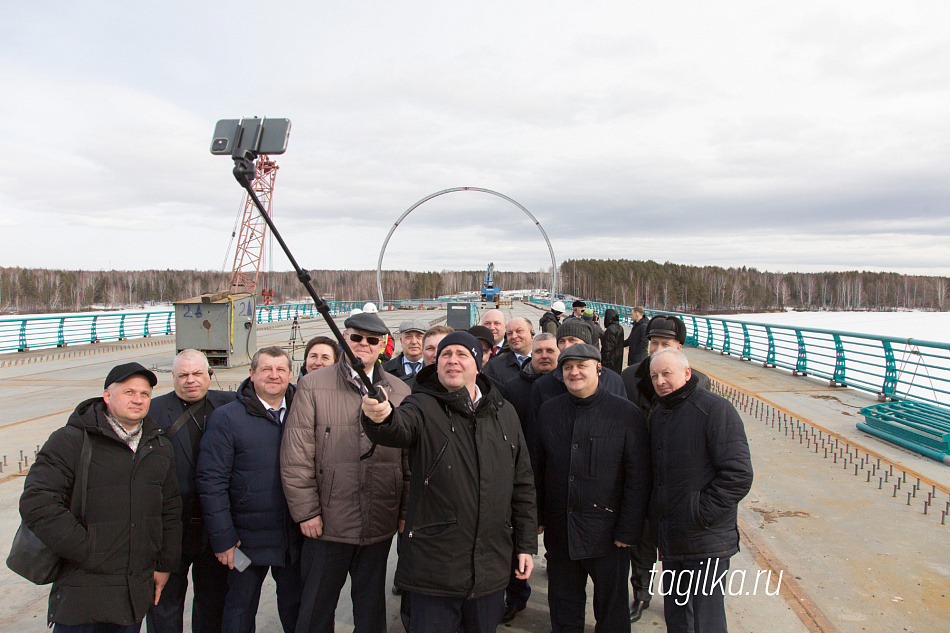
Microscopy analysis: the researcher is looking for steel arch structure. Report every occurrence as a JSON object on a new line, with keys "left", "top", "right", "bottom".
{"left": 376, "top": 187, "right": 558, "bottom": 306}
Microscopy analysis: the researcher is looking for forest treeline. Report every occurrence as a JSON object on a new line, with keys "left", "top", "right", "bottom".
{"left": 2, "top": 260, "right": 947, "bottom": 314}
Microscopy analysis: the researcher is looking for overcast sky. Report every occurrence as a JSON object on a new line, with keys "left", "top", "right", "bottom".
{"left": 2, "top": 2, "right": 948, "bottom": 279}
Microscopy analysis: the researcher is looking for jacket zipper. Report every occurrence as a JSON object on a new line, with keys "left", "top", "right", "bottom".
{"left": 319, "top": 427, "right": 330, "bottom": 474}
{"left": 423, "top": 439, "right": 449, "bottom": 489}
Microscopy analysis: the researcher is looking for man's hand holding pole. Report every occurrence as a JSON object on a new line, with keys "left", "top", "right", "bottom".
{"left": 361, "top": 394, "right": 392, "bottom": 423}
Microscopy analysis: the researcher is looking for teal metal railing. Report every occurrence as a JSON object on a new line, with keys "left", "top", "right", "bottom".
{"left": 526, "top": 298, "right": 950, "bottom": 407}
{"left": 0, "top": 302, "right": 372, "bottom": 355}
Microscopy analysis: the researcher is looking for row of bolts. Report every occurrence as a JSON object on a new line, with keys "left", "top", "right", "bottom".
{"left": 714, "top": 383, "right": 950, "bottom": 526}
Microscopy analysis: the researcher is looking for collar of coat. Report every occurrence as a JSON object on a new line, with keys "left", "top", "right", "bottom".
{"left": 567, "top": 384, "right": 609, "bottom": 409}
{"left": 68, "top": 397, "right": 163, "bottom": 445}
{"left": 236, "top": 377, "right": 296, "bottom": 419}
{"left": 413, "top": 364, "right": 502, "bottom": 415}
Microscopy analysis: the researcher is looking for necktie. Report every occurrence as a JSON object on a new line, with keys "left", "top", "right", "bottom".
{"left": 407, "top": 362, "right": 422, "bottom": 376}
{"left": 268, "top": 408, "right": 283, "bottom": 424}
{"left": 492, "top": 345, "right": 501, "bottom": 357}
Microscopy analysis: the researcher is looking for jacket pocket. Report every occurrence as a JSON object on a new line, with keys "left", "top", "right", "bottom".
{"left": 688, "top": 490, "right": 706, "bottom": 528}
{"left": 407, "top": 518, "right": 458, "bottom": 539}
{"left": 320, "top": 469, "right": 335, "bottom": 508}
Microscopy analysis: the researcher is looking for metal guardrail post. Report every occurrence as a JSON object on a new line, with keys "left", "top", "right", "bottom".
{"left": 881, "top": 340, "right": 897, "bottom": 401}
{"left": 741, "top": 323, "right": 751, "bottom": 360}
{"left": 722, "top": 323, "right": 731, "bottom": 355}
{"left": 687, "top": 316, "right": 699, "bottom": 347}
{"left": 57, "top": 318, "right": 66, "bottom": 347}
{"left": 765, "top": 326, "right": 776, "bottom": 367}
{"left": 705, "top": 318, "right": 714, "bottom": 349}
{"left": 143, "top": 315, "right": 150, "bottom": 338}
{"left": 18, "top": 320, "right": 28, "bottom": 352}
{"left": 165, "top": 312, "right": 172, "bottom": 335}
{"left": 118, "top": 315, "right": 126, "bottom": 341}
{"left": 91, "top": 316, "right": 99, "bottom": 343}
{"left": 832, "top": 333, "right": 846, "bottom": 386}
{"left": 795, "top": 329, "right": 806, "bottom": 375}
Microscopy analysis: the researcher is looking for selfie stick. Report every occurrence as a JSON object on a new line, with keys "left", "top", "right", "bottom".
{"left": 230, "top": 149, "right": 384, "bottom": 402}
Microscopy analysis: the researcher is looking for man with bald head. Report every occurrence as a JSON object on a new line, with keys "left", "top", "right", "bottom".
{"left": 483, "top": 317, "right": 534, "bottom": 385}
{"left": 480, "top": 309, "right": 508, "bottom": 357}
{"left": 647, "top": 349, "right": 752, "bottom": 633}
{"left": 147, "top": 350, "right": 235, "bottom": 633}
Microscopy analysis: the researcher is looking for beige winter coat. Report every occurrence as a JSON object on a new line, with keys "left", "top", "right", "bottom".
{"left": 281, "top": 360, "right": 411, "bottom": 545}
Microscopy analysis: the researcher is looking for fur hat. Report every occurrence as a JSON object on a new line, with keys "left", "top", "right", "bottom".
{"left": 646, "top": 315, "right": 687, "bottom": 344}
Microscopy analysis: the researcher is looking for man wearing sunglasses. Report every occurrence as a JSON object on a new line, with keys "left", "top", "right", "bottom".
{"left": 281, "top": 311, "right": 411, "bottom": 633}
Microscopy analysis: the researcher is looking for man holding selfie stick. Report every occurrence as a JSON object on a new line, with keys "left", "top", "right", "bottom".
{"left": 197, "top": 346, "right": 302, "bottom": 633}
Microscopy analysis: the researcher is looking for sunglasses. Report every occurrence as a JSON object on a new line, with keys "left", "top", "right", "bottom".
{"left": 349, "top": 333, "right": 382, "bottom": 346}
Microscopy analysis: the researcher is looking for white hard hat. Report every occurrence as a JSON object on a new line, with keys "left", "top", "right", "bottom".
{"left": 362, "top": 302, "right": 379, "bottom": 313}
{"left": 349, "top": 308, "right": 364, "bottom": 316}
{"left": 552, "top": 300, "right": 566, "bottom": 313}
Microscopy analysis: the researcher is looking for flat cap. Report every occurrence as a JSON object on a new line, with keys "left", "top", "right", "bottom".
{"left": 398, "top": 319, "right": 429, "bottom": 335}
{"left": 104, "top": 362, "right": 157, "bottom": 389}
{"left": 556, "top": 319, "right": 593, "bottom": 345}
{"left": 646, "top": 315, "right": 686, "bottom": 344}
{"left": 572, "top": 300, "right": 586, "bottom": 308}
{"left": 557, "top": 343, "right": 601, "bottom": 366}
{"left": 344, "top": 311, "right": 390, "bottom": 335}
{"left": 467, "top": 325, "right": 494, "bottom": 347}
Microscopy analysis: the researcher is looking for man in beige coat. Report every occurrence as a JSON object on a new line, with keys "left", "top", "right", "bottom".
{"left": 281, "top": 311, "right": 411, "bottom": 633}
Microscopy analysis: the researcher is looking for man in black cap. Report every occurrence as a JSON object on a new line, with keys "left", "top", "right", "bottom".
{"left": 468, "top": 325, "right": 496, "bottom": 369}
{"left": 564, "top": 300, "right": 586, "bottom": 320}
{"left": 147, "top": 350, "right": 235, "bottom": 633}
{"left": 20, "top": 362, "right": 182, "bottom": 633}
{"left": 619, "top": 315, "right": 710, "bottom": 623}
{"left": 360, "top": 331, "right": 537, "bottom": 633}
{"left": 383, "top": 319, "right": 429, "bottom": 382}
{"left": 535, "top": 344, "right": 651, "bottom": 633}
{"left": 281, "top": 311, "right": 411, "bottom": 633}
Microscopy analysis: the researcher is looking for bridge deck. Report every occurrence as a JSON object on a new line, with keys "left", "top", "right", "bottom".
{"left": 1, "top": 303, "right": 947, "bottom": 632}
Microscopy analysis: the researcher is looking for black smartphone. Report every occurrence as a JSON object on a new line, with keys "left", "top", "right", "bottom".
{"left": 210, "top": 117, "right": 291, "bottom": 156}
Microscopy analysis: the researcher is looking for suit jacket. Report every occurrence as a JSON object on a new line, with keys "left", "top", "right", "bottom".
{"left": 151, "top": 389, "right": 236, "bottom": 556}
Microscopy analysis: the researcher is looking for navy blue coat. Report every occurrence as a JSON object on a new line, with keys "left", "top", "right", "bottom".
{"left": 150, "top": 389, "right": 235, "bottom": 557}
{"left": 196, "top": 378, "right": 301, "bottom": 567}
{"left": 536, "top": 387, "right": 651, "bottom": 560}
{"left": 649, "top": 380, "right": 753, "bottom": 562}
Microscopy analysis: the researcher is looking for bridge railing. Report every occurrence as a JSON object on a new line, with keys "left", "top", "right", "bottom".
{"left": 0, "top": 302, "right": 370, "bottom": 355}
{"left": 526, "top": 298, "right": 950, "bottom": 407}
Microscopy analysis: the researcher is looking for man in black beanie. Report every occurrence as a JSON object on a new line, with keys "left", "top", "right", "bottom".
{"left": 360, "top": 331, "right": 537, "bottom": 633}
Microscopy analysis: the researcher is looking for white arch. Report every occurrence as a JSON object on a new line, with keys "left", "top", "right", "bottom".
{"left": 376, "top": 187, "right": 558, "bottom": 305}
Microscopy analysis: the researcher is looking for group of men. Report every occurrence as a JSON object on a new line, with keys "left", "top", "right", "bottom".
{"left": 19, "top": 304, "right": 752, "bottom": 633}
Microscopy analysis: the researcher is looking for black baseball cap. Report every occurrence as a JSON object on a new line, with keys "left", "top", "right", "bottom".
{"left": 104, "top": 362, "right": 157, "bottom": 389}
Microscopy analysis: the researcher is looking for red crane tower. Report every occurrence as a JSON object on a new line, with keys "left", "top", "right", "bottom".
{"left": 228, "top": 155, "right": 279, "bottom": 301}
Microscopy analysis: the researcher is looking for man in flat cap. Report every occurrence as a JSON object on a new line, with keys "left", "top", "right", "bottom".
{"left": 20, "top": 362, "right": 182, "bottom": 633}
{"left": 361, "top": 331, "right": 537, "bottom": 633}
{"left": 281, "top": 311, "right": 411, "bottom": 633}
{"left": 564, "top": 300, "right": 586, "bottom": 321}
{"left": 535, "top": 344, "right": 651, "bottom": 633}
{"left": 383, "top": 319, "right": 429, "bottom": 383}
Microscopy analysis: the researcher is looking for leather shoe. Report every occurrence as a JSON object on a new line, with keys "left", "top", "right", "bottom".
{"left": 629, "top": 599, "right": 649, "bottom": 622}
{"left": 500, "top": 603, "right": 525, "bottom": 624}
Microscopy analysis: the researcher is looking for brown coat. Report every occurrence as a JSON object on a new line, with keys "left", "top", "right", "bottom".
{"left": 281, "top": 360, "right": 411, "bottom": 545}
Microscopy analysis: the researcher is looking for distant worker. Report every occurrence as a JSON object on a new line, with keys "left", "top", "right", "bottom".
{"left": 300, "top": 335, "right": 340, "bottom": 378}
{"left": 479, "top": 309, "right": 508, "bottom": 357}
{"left": 281, "top": 311, "right": 411, "bottom": 633}
{"left": 147, "top": 350, "right": 236, "bottom": 633}
{"left": 624, "top": 307, "right": 649, "bottom": 368}
{"left": 360, "top": 332, "right": 537, "bottom": 633}
{"left": 536, "top": 344, "right": 651, "bottom": 633}
{"left": 620, "top": 315, "right": 710, "bottom": 623}
{"left": 20, "top": 362, "right": 181, "bottom": 633}
{"left": 197, "top": 346, "right": 302, "bottom": 633}
{"left": 539, "top": 300, "right": 565, "bottom": 335}
{"left": 581, "top": 308, "right": 603, "bottom": 350}
{"left": 648, "top": 349, "right": 752, "bottom": 633}
{"left": 422, "top": 325, "right": 454, "bottom": 368}
{"left": 483, "top": 317, "right": 534, "bottom": 385}
{"left": 599, "top": 308, "right": 626, "bottom": 374}
{"left": 383, "top": 319, "right": 429, "bottom": 382}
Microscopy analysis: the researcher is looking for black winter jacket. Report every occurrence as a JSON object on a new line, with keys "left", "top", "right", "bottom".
{"left": 197, "top": 378, "right": 301, "bottom": 567}
{"left": 526, "top": 365, "right": 626, "bottom": 469}
{"left": 149, "top": 389, "right": 235, "bottom": 558}
{"left": 20, "top": 398, "right": 181, "bottom": 626}
{"left": 622, "top": 356, "right": 711, "bottom": 415}
{"left": 499, "top": 361, "right": 543, "bottom": 431}
{"left": 649, "top": 379, "right": 753, "bottom": 561}
{"left": 362, "top": 366, "right": 538, "bottom": 599}
{"left": 539, "top": 311, "right": 560, "bottom": 335}
{"left": 600, "top": 309, "right": 626, "bottom": 374}
{"left": 536, "top": 387, "right": 651, "bottom": 560}
{"left": 483, "top": 350, "right": 526, "bottom": 386}
{"left": 625, "top": 318, "right": 649, "bottom": 366}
